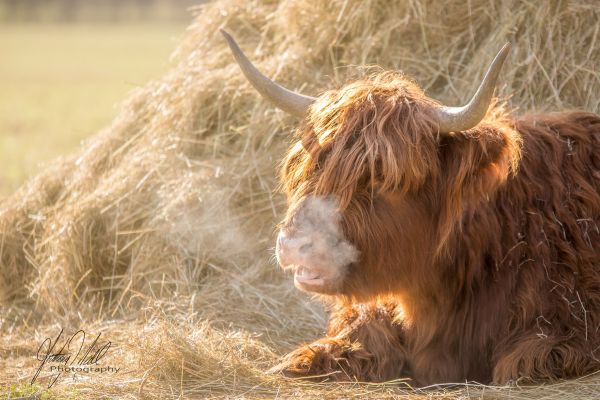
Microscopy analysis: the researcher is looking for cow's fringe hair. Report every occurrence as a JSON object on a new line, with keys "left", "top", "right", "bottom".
{"left": 282, "top": 72, "right": 442, "bottom": 208}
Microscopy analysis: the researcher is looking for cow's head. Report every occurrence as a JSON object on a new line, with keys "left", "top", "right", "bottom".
{"left": 222, "top": 31, "right": 518, "bottom": 299}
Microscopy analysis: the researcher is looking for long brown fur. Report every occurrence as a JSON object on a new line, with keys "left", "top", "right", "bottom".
{"left": 274, "top": 72, "right": 600, "bottom": 385}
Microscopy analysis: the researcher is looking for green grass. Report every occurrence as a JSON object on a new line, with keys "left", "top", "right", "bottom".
{"left": 0, "top": 23, "right": 186, "bottom": 195}
{"left": 2, "top": 383, "right": 59, "bottom": 399}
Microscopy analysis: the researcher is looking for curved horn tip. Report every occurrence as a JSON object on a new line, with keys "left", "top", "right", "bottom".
{"left": 220, "top": 29, "right": 240, "bottom": 53}
{"left": 220, "top": 29, "right": 233, "bottom": 44}
{"left": 495, "top": 42, "right": 512, "bottom": 64}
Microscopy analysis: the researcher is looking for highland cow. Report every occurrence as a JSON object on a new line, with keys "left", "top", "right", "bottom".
{"left": 222, "top": 31, "right": 600, "bottom": 385}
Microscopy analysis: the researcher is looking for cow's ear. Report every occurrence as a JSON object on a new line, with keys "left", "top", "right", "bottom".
{"left": 438, "top": 123, "right": 521, "bottom": 210}
{"left": 432, "top": 123, "right": 520, "bottom": 249}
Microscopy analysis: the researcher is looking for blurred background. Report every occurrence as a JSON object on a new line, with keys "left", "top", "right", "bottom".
{"left": 0, "top": 0, "right": 198, "bottom": 195}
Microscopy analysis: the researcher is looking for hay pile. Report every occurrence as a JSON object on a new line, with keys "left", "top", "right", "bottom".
{"left": 1, "top": 0, "right": 600, "bottom": 398}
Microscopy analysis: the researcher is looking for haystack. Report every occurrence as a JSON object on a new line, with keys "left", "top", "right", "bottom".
{"left": 1, "top": 0, "right": 599, "bottom": 398}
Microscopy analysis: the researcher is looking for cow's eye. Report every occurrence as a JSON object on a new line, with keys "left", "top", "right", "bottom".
{"left": 315, "top": 150, "right": 329, "bottom": 170}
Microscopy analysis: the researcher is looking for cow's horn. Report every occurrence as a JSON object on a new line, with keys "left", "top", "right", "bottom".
{"left": 435, "top": 43, "right": 511, "bottom": 134}
{"left": 221, "top": 30, "right": 316, "bottom": 118}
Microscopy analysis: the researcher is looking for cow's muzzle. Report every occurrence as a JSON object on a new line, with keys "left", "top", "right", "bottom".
{"left": 275, "top": 196, "right": 359, "bottom": 294}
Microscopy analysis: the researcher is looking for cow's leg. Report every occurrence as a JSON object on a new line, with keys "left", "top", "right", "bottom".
{"left": 491, "top": 330, "right": 599, "bottom": 383}
{"left": 269, "top": 301, "right": 409, "bottom": 382}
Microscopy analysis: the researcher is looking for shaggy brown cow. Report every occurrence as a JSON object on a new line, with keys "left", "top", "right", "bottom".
{"left": 222, "top": 31, "right": 600, "bottom": 385}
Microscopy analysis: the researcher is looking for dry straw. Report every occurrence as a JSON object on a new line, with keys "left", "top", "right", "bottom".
{"left": 1, "top": 0, "right": 599, "bottom": 398}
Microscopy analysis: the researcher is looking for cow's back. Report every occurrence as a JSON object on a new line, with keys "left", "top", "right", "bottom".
{"left": 512, "top": 111, "right": 600, "bottom": 266}
{"left": 486, "top": 111, "right": 600, "bottom": 376}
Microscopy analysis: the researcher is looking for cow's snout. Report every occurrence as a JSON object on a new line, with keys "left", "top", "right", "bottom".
{"left": 276, "top": 230, "right": 313, "bottom": 268}
{"left": 276, "top": 230, "right": 289, "bottom": 260}
{"left": 275, "top": 196, "right": 360, "bottom": 294}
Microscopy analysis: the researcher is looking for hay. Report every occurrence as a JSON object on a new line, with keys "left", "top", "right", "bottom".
{"left": 1, "top": 0, "right": 599, "bottom": 398}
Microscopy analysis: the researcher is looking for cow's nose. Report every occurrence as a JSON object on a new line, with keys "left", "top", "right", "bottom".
{"left": 277, "top": 231, "right": 288, "bottom": 252}
{"left": 276, "top": 231, "right": 313, "bottom": 266}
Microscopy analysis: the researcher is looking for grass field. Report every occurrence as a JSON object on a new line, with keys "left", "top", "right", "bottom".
{"left": 0, "top": 23, "right": 186, "bottom": 195}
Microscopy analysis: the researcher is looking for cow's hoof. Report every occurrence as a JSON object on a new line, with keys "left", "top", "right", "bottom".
{"left": 267, "top": 342, "right": 350, "bottom": 381}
